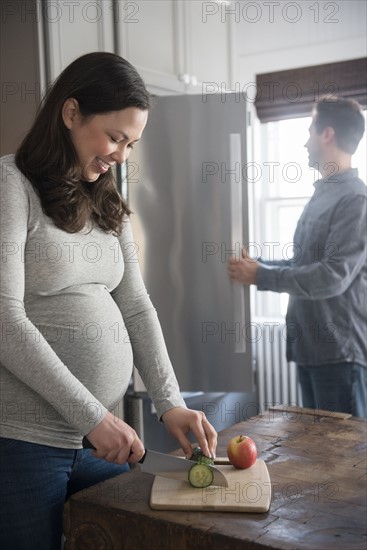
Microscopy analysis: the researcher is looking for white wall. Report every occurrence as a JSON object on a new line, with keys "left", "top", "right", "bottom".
{"left": 230, "top": 0, "right": 366, "bottom": 88}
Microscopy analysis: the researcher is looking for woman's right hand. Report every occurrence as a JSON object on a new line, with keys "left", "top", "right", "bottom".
{"left": 86, "top": 411, "right": 145, "bottom": 464}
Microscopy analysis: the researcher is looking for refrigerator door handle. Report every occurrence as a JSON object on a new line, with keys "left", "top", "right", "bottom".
{"left": 229, "top": 133, "right": 246, "bottom": 353}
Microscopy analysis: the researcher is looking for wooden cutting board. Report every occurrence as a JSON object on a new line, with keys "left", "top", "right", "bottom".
{"left": 150, "top": 459, "right": 271, "bottom": 513}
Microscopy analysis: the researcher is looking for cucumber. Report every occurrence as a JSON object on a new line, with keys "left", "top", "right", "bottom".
{"left": 188, "top": 463, "right": 214, "bottom": 488}
{"left": 188, "top": 447, "right": 215, "bottom": 487}
{"left": 189, "top": 447, "right": 214, "bottom": 466}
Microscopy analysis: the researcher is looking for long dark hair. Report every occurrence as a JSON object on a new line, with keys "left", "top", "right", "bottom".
{"left": 15, "top": 52, "right": 151, "bottom": 234}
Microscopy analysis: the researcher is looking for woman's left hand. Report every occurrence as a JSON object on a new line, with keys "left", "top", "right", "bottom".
{"left": 161, "top": 407, "right": 217, "bottom": 459}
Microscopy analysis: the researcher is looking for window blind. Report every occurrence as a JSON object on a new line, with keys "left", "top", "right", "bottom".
{"left": 255, "top": 58, "right": 367, "bottom": 122}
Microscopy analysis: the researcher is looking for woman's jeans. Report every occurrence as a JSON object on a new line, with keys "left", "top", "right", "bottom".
{"left": 297, "top": 362, "right": 367, "bottom": 418}
{"left": 0, "top": 438, "right": 129, "bottom": 550}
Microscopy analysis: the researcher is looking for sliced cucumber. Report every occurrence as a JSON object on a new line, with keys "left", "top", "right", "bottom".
{"left": 189, "top": 447, "right": 214, "bottom": 466}
{"left": 188, "top": 463, "right": 214, "bottom": 488}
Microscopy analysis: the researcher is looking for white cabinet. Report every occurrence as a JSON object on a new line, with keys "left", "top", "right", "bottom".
{"left": 115, "top": 0, "right": 186, "bottom": 95}
{"left": 42, "top": 0, "right": 233, "bottom": 95}
{"left": 182, "top": 0, "right": 234, "bottom": 94}
{"left": 44, "top": 0, "right": 115, "bottom": 81}
{"left": 115, "top": 0, "right": 233, "bottom": 95}
{"left": 36, "top": 0, "right": 233, "bottom": 95}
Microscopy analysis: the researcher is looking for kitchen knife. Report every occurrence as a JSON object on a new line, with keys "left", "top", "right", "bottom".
{"left": 139, "top": 449, "right": 228, "bottom": 487}
{"left": 82, "top": 438, "right": 228, "bottom": 487}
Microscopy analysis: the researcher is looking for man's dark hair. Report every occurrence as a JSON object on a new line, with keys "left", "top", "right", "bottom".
{"left": 314, "top": 97, "right": 365, "bottom": 155}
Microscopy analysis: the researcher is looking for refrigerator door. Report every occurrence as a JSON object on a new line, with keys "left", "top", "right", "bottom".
{"left": 128, "top": 94, "right": 253, "bottom": 391}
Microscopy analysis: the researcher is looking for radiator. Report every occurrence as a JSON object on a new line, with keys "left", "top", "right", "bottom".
{"left": 254, "top": 318, "right": 302, "bottom": 410}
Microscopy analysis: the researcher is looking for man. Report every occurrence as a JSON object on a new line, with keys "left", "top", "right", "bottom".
{"left": 228, "top": 97, "right": 366, "bottom": 417}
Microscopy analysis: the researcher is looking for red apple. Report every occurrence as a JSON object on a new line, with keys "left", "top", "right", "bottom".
{"left": 227, "top": 435, "right": 257, "bottom": 469}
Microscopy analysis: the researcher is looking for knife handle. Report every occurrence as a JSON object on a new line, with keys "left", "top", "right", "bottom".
{"left": 82, "top": 437, "right": 147, "bottom": 464}
{"left": 138, "top": 450, "right": 147, "bottom": 464}
{"left": 82, "top": 436, "right": 96, "bottom": 450}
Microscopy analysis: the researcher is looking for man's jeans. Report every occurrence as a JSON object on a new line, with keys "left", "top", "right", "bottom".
{"left": 297, "top": 362, "right": 367, "bottom": 418}
{"left": 0, "top": 438, "right": 129, "bottom": 550}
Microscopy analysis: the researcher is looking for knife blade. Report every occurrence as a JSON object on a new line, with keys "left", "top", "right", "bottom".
{"left": 139, "top": 449, "right": 228, "bottom": 487}
{"left": 82, "top": 438, "right": 228, "bottom": 487}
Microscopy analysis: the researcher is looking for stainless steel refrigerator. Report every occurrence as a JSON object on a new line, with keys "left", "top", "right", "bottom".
{"left": 124, "top": 94, "right": 256, "bottom": 448}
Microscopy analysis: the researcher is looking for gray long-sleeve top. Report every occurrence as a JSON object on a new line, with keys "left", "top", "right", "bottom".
{"left": 257, "top": 168, "right": 367, "bottom": 367}
{"left": 0, "top": 155, "right": 186, "bottom": 448}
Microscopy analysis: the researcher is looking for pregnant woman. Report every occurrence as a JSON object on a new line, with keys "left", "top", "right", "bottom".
{"left": 0, "top": 52, "right": 217, "bottom": 549}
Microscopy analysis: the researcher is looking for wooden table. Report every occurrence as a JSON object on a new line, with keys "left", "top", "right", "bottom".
{"left": 63, "top": 407, "right": 367, "bottom": 549}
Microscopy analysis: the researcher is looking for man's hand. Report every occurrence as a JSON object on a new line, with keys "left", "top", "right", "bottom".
{"left": 227, "top": 248, "right": 259, "bottom": 285}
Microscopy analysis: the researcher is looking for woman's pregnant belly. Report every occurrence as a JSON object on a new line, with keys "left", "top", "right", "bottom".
{"left": 25, "top": 284, "right": 134, "bottom": 410}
